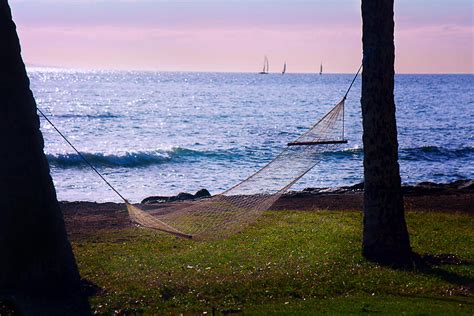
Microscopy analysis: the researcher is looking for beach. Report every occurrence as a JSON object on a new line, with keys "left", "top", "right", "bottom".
{"left": 62, "top": 180, "right": 473, "bottom": 239}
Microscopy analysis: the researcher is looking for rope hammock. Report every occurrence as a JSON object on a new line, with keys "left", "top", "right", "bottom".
{"left": 38, "top": 65, "right": 362, "bottom": 240}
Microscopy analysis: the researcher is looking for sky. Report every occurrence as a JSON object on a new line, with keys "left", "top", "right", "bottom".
{"left": 10, "top": 0, "right": 474, "bottom": 73}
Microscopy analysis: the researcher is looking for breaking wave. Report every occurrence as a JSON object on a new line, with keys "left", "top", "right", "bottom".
{"left": 46, "top": 147, "right": 245, "bottom": 168}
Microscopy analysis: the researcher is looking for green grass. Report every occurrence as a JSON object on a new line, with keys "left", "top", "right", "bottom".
{"left": 72, "top": 211, "right": 474, "bottom": 315}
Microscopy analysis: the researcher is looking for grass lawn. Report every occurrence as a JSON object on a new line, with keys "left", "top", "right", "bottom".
{"left": 72, "top": 210, "right": 474, "bottom": 315}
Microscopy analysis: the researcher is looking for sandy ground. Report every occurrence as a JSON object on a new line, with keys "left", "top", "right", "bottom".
{"left": 61, "top": 183, "right": 473, "bottom": 238}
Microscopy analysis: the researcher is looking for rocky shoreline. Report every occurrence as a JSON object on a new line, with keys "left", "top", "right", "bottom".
{"left": 289, "top": 179, "right": 474, "bottom": 197}
{"left": 60, "top": 180, "right": 473, "bottom": 238}
{"left": 138, "top": 179, "right": 474, "bottom": 204}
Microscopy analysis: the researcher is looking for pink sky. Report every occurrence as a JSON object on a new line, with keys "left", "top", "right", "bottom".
{"left": 10, "top": 0, "right": 474, "bottom": 73}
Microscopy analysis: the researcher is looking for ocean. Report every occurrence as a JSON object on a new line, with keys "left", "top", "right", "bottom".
{"left": 27, "top": 69, "right": 473, "bottom": 202}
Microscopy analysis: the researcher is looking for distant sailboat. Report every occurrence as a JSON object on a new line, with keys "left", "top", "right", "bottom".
{"left": 319, "top": 63, "right": 323, "bottom": 75}
{"left": 259, "top": 56, "right": 269, "bottom": 74}
{"left": 282, "top": 62, "right": 286, "bottom": 75}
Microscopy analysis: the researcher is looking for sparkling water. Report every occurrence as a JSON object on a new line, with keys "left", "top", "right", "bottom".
{"left": 28, "top": 69, "right": 474, "bottom": 202}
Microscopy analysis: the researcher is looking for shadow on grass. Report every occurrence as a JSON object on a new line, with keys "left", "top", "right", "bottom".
{"left": 371, "top": 252, "right": 474, "bottom": 293}
{"left": 417, "top": 253, "right": 474, "bottom": 292}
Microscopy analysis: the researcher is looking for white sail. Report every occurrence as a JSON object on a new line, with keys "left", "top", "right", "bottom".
{"left": 260, "top": 56, "right": 269, "bottom": 74}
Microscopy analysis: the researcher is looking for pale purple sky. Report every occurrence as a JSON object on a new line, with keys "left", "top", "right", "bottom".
{"left": 10, "top": 0, "right": 474, "bottom": 73}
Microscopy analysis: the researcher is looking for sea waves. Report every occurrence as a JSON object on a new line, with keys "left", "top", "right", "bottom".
{"left": 46, "top": 145, "right": 474, "bottom": 169}
{"left": 46, "top": 147, "right": 246, "bottom": 168}
{"left": 401, "top": 146, "right": 474, "bottom": 161}
{"left": 323, "top": 146, "right": 473, "bottom": 161}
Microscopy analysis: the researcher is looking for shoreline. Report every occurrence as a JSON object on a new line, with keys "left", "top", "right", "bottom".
{"left": 61, "top": 180, "right": 473, "bottom": 238}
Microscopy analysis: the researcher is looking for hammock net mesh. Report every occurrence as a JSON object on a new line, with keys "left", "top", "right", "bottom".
{"left": 126, "top": 98, "right": 347, "bottom": 240}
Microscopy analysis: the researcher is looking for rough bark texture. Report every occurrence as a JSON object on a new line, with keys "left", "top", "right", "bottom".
{"left": 0, "top": 1, "right": 88, "bottom": 312}
{"left": 361, "top": 0, "right": 412, "bottom": 264}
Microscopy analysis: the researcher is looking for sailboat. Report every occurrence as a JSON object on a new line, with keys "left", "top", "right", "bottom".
{"left": 319, "top": 63, "right": 323, "bottom": 75}
{"left": 259, "top": 56, "right": 269, "bottom": 74}
{"left": 282, "top": 61, "right": 286, "bottom": 75}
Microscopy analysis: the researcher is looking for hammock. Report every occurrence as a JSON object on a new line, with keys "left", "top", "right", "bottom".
{"left": 38, "top": 65, "right": 361, "bottom": 240}
{"left": 125, "top": 98, "right": 347, "bottom": 240}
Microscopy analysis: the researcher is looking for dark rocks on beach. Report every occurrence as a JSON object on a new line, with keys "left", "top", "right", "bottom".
{"left": 195, "top": 188, "right": 211, "bottom": 198}
{"left": 288, "top": 179, "right": 473, "bottom": 198}
{"left": 142, "top": 181, "right": 473, "bottom": 203}
{"left": 401, "top": 179, "right": 474, "bottom": 195}
{"left": 300, "top": 182, "right": 365, "bottom": 195}
{"left": 176, "top": 192, "right": 195, "bottom": 200}
{"left": 347, "top": 182, "right": 365, "bottom": 191}
{"left": 141, "top": 188, "right": 211, "bottom": 204}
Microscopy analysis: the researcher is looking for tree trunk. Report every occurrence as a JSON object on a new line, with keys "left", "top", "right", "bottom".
{"left": 0, "top": 1, "right": 88, "bottom": 312}
{"left": 361, "top": 0, "right": 412, "bottom": 264}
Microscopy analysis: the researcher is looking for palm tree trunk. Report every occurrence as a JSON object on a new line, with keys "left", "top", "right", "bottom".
{"left": 0, "top": 0, "right": 87, "bottom": 310}
{"left": 361, "top": 0, "right": 412, "bottom": 264}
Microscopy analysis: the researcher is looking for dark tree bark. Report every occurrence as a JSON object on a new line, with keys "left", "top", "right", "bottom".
{"left": 361, "top": 0, "right": 412, "bottom": 264}
{"left": 0, "top": 1, "right": 89, "bottom": 313}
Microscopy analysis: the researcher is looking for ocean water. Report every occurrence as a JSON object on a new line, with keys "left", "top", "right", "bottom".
{"left": 27, "top": 69, "right": 473, "bottom": 202}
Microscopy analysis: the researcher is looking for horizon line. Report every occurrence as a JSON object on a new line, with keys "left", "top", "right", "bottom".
{"left": 25, "top": 64, "right": 474, "bottom": 76}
